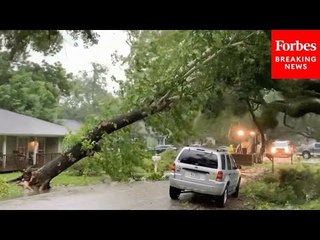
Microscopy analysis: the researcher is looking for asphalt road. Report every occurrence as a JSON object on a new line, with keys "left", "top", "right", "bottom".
{"left": 0, "top": 180, "right": 250, "bottom": 210}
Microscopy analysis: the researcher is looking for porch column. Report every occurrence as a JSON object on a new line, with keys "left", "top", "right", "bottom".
{"left": 33, "top": 137, "right": 38, "bottom": 165}
{"left": 2, "top": 136, "right": 6, "bottom": 168}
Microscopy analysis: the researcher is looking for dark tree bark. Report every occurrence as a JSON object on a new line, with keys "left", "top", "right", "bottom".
{"left": 18, "top": 94, "right": 176, "bottom": 192}
{"left": 269, "top": 98, "right": 320, "bottom": 118}
{"left": 246, "top": 99, "right": 266, "bottom": 163}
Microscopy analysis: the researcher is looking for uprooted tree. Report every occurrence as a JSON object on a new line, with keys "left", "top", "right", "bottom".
{"left": 3, "top": 30, "right": 320, "bottom": 191}
{"left": 18, "top": 93, "right": 177, "bottom": 191}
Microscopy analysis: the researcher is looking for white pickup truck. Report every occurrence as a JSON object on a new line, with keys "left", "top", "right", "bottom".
{"left": 296, "top": 142, "right": 320, "bottom": 159}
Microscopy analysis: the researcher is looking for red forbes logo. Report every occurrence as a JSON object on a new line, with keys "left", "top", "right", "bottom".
{"left": 271, "top": 30, "right": 320, "bottom": 79}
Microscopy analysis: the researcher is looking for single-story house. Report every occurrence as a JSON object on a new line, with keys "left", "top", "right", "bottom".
{"left": 0, "top": 108, "right": 70, "bottom": 172}
{"left": 135, "top": 121, "right": 168, "bottom": 148}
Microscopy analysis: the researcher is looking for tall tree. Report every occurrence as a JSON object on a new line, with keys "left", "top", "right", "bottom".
{"left": 0, "top": 54, "right": 72, "bottom": 121}
{"left": 0, "top": 30, "right": 99, "bottom": 60}
{"left": 59, "top": 63, "right": 115, "bottom": 121}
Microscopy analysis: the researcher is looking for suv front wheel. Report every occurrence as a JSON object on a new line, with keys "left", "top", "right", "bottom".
{"left": 169, "top": 186, "right": 181, "bottom": 200}
{"left": 302, "top": 151, "right": 311, "bottom": 159}
{"left": 216, "top": 187, "right": 228, "bottom": 208}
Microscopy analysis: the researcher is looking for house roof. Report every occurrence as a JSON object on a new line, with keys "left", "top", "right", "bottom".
{"left": 0, "top": 108, "right": 68, "bottom": 137}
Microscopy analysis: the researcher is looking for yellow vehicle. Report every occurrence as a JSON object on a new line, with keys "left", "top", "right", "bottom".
{"left": 227, "top": 124, "right": 260, "bottom": 166}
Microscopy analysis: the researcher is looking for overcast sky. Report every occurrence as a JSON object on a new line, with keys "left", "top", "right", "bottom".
{"left": 28, "top": 30, "right": 130, "bottom": 93}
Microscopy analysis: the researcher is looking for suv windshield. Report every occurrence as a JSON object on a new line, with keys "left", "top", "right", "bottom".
{"left": 178, "top": 149, "right": 218, "bottom": 169}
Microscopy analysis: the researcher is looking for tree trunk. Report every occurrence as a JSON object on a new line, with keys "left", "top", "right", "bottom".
{"left": 20, "top": 95, "right": 175, "bottom": 192}
{"left": 258, "top": 129, "right": 266, "bottom": 163}
{"left": 246, "top": 99, "right": 266, "bottom": 163}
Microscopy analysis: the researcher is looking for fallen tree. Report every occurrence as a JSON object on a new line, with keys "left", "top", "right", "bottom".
{"left": 11, "top": 93, "right": 177, "bottom": 192}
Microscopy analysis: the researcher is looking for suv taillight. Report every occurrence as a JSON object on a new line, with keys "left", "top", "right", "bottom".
{"left": 170, "top": 163, "right": 176, "bottom": 172}
{"left": 216, "top": 171, "right": 223, "bottom": 181}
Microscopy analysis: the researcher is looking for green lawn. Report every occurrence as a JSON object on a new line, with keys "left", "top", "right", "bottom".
{"left": 51, "top": 172, "right": 106, "bottom": 186}
{"left": 0, "top": 171, "right": 107, "bottom": 200}
{"left": 242, "top": 160, "right": 320, "bottom": 210}
{"left": 0, "top": 172, "right": 22, "bottom": 182}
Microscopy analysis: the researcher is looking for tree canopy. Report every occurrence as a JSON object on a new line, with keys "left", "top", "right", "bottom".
{"left": 121, "top": 30, "right": 320, "bottom": 142}
{"left": 0, "top": 30, "right": 99, "bottom": 60}
{"left": 0, "top": 53, "right": 72, "bottom": 121}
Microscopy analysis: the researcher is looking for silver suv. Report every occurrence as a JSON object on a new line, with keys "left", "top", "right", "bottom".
{"left": 169, "top": 147, "right": 241, "bottom": 208}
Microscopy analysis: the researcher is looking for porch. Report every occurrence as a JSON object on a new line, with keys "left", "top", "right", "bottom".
{"left": 0, "top": 152, "right": 62, "bottom": 172}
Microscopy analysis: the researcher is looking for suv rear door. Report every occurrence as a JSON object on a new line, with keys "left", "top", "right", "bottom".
{"left": 175, "top": 149, "right": 219, "bottom": 185}
{"left": 228, "top": 154, "right": 240, "bottom": 192}
{"left": 224, "top": 154, "right": 235, "bottom": 191}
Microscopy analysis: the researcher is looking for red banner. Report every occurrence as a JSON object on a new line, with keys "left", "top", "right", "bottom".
{"left": 271, "top": 30, "right": 320, "bottom": 79}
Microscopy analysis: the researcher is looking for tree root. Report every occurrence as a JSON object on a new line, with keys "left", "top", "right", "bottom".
{"left": 6, "top": 166, "right": 50, "bottom": 193}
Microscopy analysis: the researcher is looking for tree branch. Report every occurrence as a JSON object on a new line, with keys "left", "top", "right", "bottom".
{"left": 282, "top": 112, "right": 317, "bottom": 139}
{"left": 303, "top": 90, "right": 320, "bottom": 98}
{"left": 173, "top": 31, "right": 259, "bottom": 85}
{"left": 182, "top": 33, "right": 258, "bottom": 81}
{"left": 282, "top": 111, "right": 294, "bottom": 129}
{"left": 268, "top": 98, "right": 320, "bottom": 118}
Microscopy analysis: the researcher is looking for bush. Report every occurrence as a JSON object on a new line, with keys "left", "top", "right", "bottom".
{"left": 278, "top": 166, "right": 320, "bottom": 202}
{"left": 0, "top": 178, "right": 9, "bottom": 198}
{"left": 157, "top": 149, "right": 178, "bottom": 174}
{"left": 97, "top": 129, "right": 153, "bottom": 182}
{"left": 67, "top": 157, "right": 105, "bottom": 176}
{"left": 132, "top": 166, "right": 148, "bottom": 180}
{"left": 142, "top": 158, "right": 154, "bottom": 173}
{"left": 147, "top": 172, "right": 163, "bottom": 181}
{"left": 243, "top": 164, "right": 320, "bottom": 208}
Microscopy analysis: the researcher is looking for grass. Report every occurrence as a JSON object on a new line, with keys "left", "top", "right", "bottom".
{"left": 242, "top": 160, "right": 320, "bottom": 210}
{"left": 0, "top": 172, "right": 22, "bottom": 181}
{"left": 0, "top": 172, "right": 24, "bottom": 200}
{"left": 51, "top": 172, "right": 107, "bottom": 186}
{"left": 0, "top": 171, "right": 107, "bottom": 200}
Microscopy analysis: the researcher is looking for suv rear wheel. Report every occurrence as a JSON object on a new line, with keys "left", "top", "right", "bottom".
{"left": 216, "top": 187, "right": 228, "bottom": 208}
{"left": 231, "top": 179, "right": 241, "bottom": 198}
{"left": 169, "top": 186, "right": 181, "bottom": 200}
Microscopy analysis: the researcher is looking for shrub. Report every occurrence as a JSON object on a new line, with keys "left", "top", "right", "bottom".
{"left": 0, "top": 178, "right": 9, "bottom": 198}
{"left": 147, "top": 172, "right": 163, "bottom": 181}
{"left": 157, "top": 149, "right": 178, "bottom": 174}
{"left": 243, "top": 164, "right": 320, "bottom": 208}
{"left": 132, "top": 166, "right": 148, "bottom": 180}
{"left": 67, "top": 157, "right": 105, "bottom": 176}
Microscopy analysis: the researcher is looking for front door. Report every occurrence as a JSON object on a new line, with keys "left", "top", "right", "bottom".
{"left": 28, "top": 138, "right": 39, "bottom": 165}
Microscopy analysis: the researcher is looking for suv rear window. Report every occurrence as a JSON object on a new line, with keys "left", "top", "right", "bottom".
{"left": 177, "top": 149, "right": 218, "bottom": 169}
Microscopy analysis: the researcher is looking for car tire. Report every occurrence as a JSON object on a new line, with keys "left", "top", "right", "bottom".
{"left": 216, "top": 187, "right": 228, "bottom": 208}
{"left": 231, "top": 179, "right": 241, "bottom": 198}
{"left": 169, "top": 186, "right": 181, "bottom": 200}
{"left": 302, "top": 151, "right": 311, "bottom": 159}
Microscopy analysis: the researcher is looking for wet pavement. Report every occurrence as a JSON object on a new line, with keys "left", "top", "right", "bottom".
{"left": 0, "top": 180, "right": 250, "bottom": 210}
